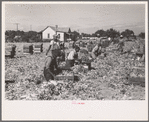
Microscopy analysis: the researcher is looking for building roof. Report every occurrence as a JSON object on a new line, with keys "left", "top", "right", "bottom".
{"left": 38, "top": 26, "right": 71, "bottom": 33}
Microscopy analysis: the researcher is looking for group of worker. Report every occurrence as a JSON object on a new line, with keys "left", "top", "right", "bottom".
{"left": 43, "top": 34, "right": 81, "bottom": 81}
{"left": 43, "top": 34, "right": 129, "bottom": 81}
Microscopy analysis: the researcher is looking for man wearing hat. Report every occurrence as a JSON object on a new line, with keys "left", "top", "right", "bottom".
{"left": 49, "top": 34, "right": 60, "bottom": 50}
{"left": 117, "top": 35, "right": 125, "bottom": 53}
{"left": 44, "top": 34, "right": 62, "bottom": 81}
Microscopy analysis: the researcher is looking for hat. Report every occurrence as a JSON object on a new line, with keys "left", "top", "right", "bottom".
{"left": 120, "top": 35, "right": 123, "bottom": 38}
{"left": 74, "top": 45, "right": 80, "bottom": 51}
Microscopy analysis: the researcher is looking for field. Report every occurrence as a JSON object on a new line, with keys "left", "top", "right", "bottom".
{"left": 5, "top": 41, "right": 145, "bottom": 100}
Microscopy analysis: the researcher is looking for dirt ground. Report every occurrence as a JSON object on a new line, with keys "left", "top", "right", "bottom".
{"left": 5, "top": 41, "right": 145, "bottom": 100}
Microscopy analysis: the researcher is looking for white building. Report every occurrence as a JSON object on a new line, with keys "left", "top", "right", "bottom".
{"left": 38, "top": 26, "right": 71, "bottom": 42}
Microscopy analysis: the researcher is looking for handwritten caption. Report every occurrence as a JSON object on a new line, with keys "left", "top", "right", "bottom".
{"left": 72, "top": 101, "right": 85, "bottom": 104}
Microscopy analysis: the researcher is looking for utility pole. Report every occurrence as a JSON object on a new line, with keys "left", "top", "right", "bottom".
{"left": 14, "top": 23, "right": 19, "bottom": 31}
{"left": 56, "top": 25, "right": 58, "bottom": 35}
{"left": 78, "top": 29, "right": 79, "bottom": 39}
{"left": 30, "top": 25, "right": 32, "bottom": 31}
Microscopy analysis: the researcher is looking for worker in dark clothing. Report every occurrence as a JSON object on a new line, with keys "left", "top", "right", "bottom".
{"left": 91, "top": 41, "right": 102, "bottom": 59}
{"left": 43, "top": 35, "right": 62, "bottom": 81}
{"left": 117, "top": 35, "right": 125, "bottom": 53}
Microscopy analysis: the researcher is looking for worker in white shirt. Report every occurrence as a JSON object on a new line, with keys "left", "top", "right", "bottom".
{"left": 62, "top": 45, "right": 80, "bottom": 70}
{"left": 48, "top": 34, "right": 60, "bottom": 50}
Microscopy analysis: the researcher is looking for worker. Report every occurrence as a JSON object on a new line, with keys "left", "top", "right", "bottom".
{"left": 96, "top": 34, "right": 100, "bottom": 42}
{"left": 62, "top": 45, "right": 80, "bottom": 70}
{"left": 59, "top": 41, "right": 64, "bottom": 49}
{"left": 50, "top": 34, "right": 60, "bottom": 49}
{"left": 43, "top": 35, "right": 62, "bottom": 81}
{"left": 91, "top": 41, "right": 102, "bottom": 59}
{"left": 117, "top": 35, "right": 125, "bottom": 53}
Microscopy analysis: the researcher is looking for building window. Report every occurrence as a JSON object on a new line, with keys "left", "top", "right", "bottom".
{"left": 48, "top": 33, "right": 50, "bottom": 38}
{"left": 58, "top": 34, "right": 60, "bottom": 39}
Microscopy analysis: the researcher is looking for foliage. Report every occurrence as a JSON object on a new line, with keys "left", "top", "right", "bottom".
{"left": 95, "top": 29, "right": 106, "bottom": 37}
{"left": 5, "top": 30, "right": 16, "bottom": 38}
{"left": 81, "top": 33, "right": 97, "bottom": 37}
{"left": 121, "top": 29, "right": 134, "bottom": 39}
{"left": 138, "top": 32, "right": 145, "bottom": 39}
{"left": 5, "top": 30, "right": 41, "bottom": 43}
{"left": 70, "top": 31, "right": 80, "bottom": 41}
{"left": 106, "top": 28, "right": 120, "bottom": 39}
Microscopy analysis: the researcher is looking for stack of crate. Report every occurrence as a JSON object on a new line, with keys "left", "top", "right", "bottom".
{"left": 33, "top": 43, "right": 43, "bottom": 53}
{"left": 55, "top": 71, "right": 74, "bottom": 81}
{"left": 23, "top": 44, "right": 33, "bottom": 54}
{"left": 5, "top": 45, "right": 16, "bottom": 58}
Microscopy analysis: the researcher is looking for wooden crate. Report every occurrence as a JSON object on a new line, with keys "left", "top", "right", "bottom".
{"left": 34, "top": 51, "right": 41, "bottom": 53}
{"left": 54, "top": 71, "right": 74, "bottom": 81}
{"left": 33, "top": 44, "right": 43, "bottom": 53}
{"left": 34, "top": 48, "right": 42, "bottom": 53}
{"left": 128, "top": 77, "right": 145, "bottom": 87}
{"left": 34, "top": 44, "right": 43, "bottom": 48}
{"left": 5, "top": 45, "right": 16, "bottom": 58}
{"left": 126, "top": 66, "right": 145, "bottom": 87}
{"left": 23, "top": 44, "right": 33, "bottom": 54}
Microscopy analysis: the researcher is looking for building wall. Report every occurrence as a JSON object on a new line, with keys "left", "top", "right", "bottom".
{"left": 42, "top": 27, "right": 56, "bottom": 39}
{"left": 57, "top": 32, "right": 64, "bottom": 42}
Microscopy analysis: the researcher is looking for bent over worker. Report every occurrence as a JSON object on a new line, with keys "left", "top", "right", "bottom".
{"left": 91, "top": 41, "right": 102, "bottom": 59}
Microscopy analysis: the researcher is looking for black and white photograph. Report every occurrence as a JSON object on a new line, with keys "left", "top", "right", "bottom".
{"left": 2, "top": 1, "right": 148, "bottom": 120}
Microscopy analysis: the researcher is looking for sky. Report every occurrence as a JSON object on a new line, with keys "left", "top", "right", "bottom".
{"left": 4, "top": 2, "right": 146, "bottom": 35}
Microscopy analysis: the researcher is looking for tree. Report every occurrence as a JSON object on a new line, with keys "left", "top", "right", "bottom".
{"left": 138, "top": 32, "right": 145, "bottom": 39}
{"left": 5, "top": 30, "right": 40, "bottom": 42}
{"left": 121, "top": 29, "right": 134, "bottom": 40}
{"left": 91, "top": 33, "right": 96, "bottom": 37}
{"left": 5, "top": 30, "right": 16, "bottom": 39}
{"left": 95, "top": 29, "right": 106, "bottom": 37}
{"left": 15, "top": 30, "right": 24, "bottom": 36}
{"left": 106, "top": 28, "right": 120, "bottom": 40}
{"left": 70, "top": 31, "right": 80, "bottom": 41}
{"left": 21, "top": 31, "right": 38, "bottom": 42}
{"left": 22, "top": 33, "right": 29, "bottom": 42}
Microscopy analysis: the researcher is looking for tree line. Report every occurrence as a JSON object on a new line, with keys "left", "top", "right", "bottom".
{"left": 81, "top": 28, "right": 145, "bottom": 40}
{"left": 5, "top": 30, "right": 41, "bottom": 43}
{"left": 5, "top": 28, "right": 145, "bottom": 43}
